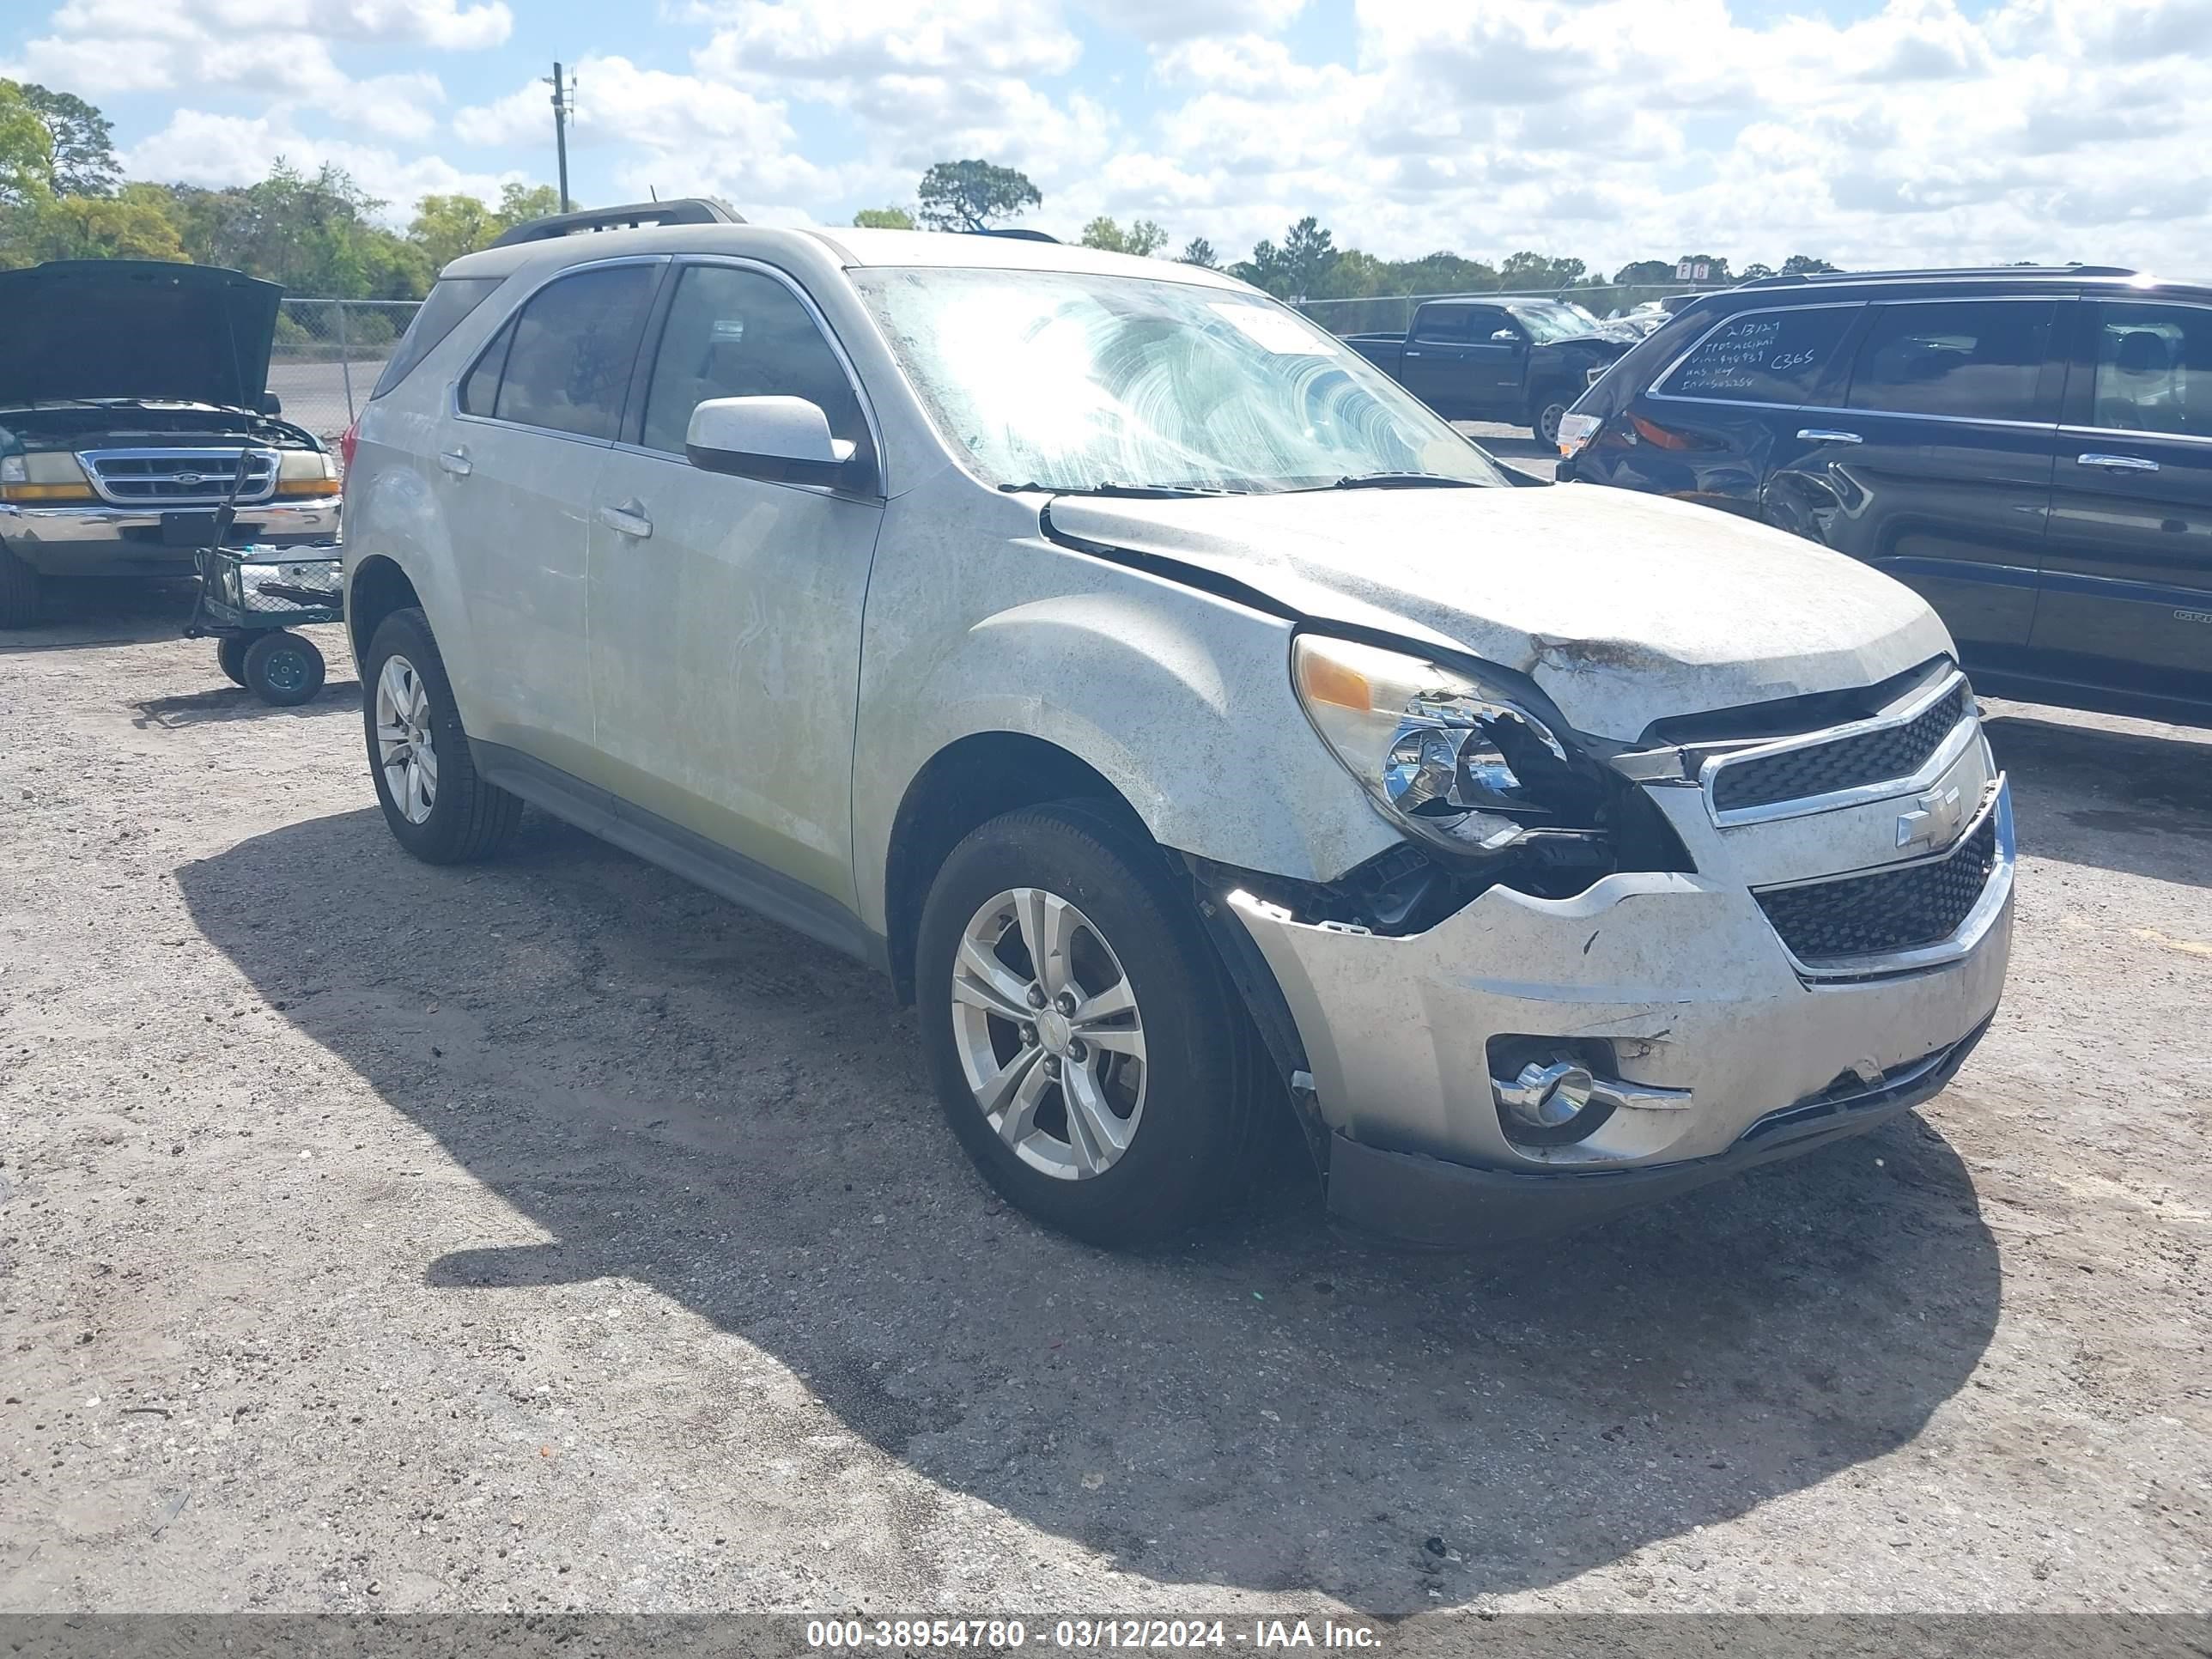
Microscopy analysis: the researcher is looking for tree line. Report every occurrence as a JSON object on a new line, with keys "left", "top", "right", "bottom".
{"left": 3, "top": 82, "right": 1838, "bottom": 319}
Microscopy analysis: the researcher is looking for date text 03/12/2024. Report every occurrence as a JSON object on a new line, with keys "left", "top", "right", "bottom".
{"left": 803, "top": 1618, "right": 1387, "bottom": 1650}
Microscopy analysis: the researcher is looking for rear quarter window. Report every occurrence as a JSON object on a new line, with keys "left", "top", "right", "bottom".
{"left": 369, "top": 276, "right": 503, "bottom": 400}
{"left": 1656, "top": 305, "right": 1860, "bottom": 405}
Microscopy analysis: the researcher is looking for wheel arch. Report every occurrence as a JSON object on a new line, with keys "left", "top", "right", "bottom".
{"left": 880, "top": 732, "right": 1149, "bottom": 1005}
{"left": 346, "top": 554, "right": 422, "bottom": 663}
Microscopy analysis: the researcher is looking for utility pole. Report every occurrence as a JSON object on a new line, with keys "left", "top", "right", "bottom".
{"left": 548, "top": 61, "right": 571, "bottom": 213}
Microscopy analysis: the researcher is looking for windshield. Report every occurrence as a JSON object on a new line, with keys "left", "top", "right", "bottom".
{"left": 852, "top": 266, "right": 1505, "bottom": 494}
{"left": 1510, "top": 303, "right": 1595, "bottom": 344}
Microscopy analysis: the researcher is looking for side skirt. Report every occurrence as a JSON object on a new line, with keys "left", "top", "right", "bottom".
{"left": 470, "top": 739, "right": 891, "bottom": 976}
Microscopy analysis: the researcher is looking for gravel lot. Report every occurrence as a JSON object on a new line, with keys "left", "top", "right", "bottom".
{"left": 1, "top": 575, "right": 2207, "bottom": 1624}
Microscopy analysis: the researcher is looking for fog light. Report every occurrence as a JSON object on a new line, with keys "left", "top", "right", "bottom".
{"left": 1498, "top": 1059, "right": 1598, "bottom": 1132}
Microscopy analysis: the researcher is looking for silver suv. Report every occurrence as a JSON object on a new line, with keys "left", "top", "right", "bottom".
{"left": 342, "top": 202, "right": 2014, "bottom": 1249}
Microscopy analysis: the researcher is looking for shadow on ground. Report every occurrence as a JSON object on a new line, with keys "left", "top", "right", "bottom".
{"left": 178, "top": 805, "right": 2002, "bottom": 1612}
{"left": 131, "top": 679, "right": 361, "bottom": 729}
{"left": 0, "top": 576, "right": 198, "bottom": 653}
{"left": 1990, "top": 710, "right": 2212, "bottom": 888}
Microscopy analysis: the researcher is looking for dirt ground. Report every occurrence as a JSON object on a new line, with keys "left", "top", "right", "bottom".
{"left": 1, "top": 579, "right": 2207, "bottom": 1623}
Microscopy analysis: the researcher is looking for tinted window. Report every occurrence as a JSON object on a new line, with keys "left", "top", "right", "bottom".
{"left": 1659, "top": 305, "right": 1857, "bottom": 404}
{"left": 489, "top": 264, "right": 658, "bottom": 439}
{"left": 1847, "top": 300, "right": 2056, "bottom": 422}
{"left": 2091, "top": 302, "right": 2212, "bottom": 438}
{"left": 370, "top": 276, "right": 502, "bottom": 399}
{"left": 639, "top": 265, "right": 864, "bottom": 457}
{"left": 1462, "top": 307, "right": 1516, "bottom": 342}
{"left": 459, "top": 315, "right": 513, "bottom": 416}
{"left": 1412, "top": 307, "right": 1469, "bottom": 343}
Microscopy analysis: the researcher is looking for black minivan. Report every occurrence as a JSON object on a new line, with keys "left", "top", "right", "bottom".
{"left": 1558, "top": 267, "right": 2212, "bottom": 726}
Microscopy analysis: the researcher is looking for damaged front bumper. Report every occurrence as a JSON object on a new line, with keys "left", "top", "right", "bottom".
{"left": 1225, "top": 780, "right": 2014, "bottom": 1249}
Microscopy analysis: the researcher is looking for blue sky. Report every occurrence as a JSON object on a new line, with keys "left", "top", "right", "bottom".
{"left": 7, "top": 0, "right": 2206, "bottom": 279}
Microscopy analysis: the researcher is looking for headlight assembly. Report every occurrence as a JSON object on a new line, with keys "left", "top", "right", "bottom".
{"left": 1292, "top": 634, "right": 1595, "bottom": 857}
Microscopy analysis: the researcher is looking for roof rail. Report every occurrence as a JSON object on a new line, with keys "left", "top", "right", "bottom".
{"left": 1735, "top": 264, "right": 2137, "bottom": 289}
{"left": 489, "top": 198, "right": 744, "bottom": 248}
{"left": 965, "top": 227, "right": 1060, "bottom": 243}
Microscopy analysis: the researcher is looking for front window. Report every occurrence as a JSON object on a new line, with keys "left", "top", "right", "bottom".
{"left": 1509, "top": 304, "right": 1592, "bottom": 343}
{"left": 852, "top": 267, "right": 1505, "bottom": 494}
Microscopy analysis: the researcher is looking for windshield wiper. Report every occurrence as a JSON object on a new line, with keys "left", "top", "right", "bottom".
{"left": 999, "top": 481, "right": 1240, "bottom": 499}
{"left": 1329, "top": 472, "right": 1481, "bottom": 490}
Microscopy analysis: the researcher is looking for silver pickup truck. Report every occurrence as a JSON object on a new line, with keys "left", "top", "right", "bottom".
{"left": 342, "top": 208, "right": 2014, "bottom": 1251}
{"left": 0, "top": 260, "right": 342, "bottom": 628}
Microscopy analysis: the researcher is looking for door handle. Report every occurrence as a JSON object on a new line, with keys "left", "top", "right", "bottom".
{"left": 2076, "top": 453, "right": 2159, "bottom": 472}
{"left": 1403, "top": 350, "right": 1424, "bottom": 358}
{"left": 436, "top": 448, "right": 472, "bottom": 477}
{"left": 599, "top": 500, "right": 653, "bottom": 539}
{"left": 1796, "top": 428, "right": 1863, "bottom": 444}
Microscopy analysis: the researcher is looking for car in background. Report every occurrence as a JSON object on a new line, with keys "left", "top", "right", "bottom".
{"left": 1345, "top": 298, "right": 1629, "bottom": 445}
{"left": 0, "top": 260, "right": 342, "bottom": 629}
{"left": 1557, "top": 266, "right": 2212, "bottom": 726}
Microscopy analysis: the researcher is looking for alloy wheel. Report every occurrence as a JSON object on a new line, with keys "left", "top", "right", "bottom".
{"left": 374, "top": 653, "right": 438, "bottom": 824}
{"left": 950, "top": 886, "right": 1148, "bottom": 1180}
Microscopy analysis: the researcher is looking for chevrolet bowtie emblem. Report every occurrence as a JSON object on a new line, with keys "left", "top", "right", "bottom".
{"left": 1897, "top": 783, "right": 1966, "bottom": 852}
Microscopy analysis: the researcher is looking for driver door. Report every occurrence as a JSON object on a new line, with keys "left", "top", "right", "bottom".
{"left": 586, "top": 259, "right": 887, "bottom": 912}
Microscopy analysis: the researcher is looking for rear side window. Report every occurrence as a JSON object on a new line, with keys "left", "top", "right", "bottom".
{"left": 2089, "top": 302, "right": 2212, "bottom": 438}
{"left": 470, "top": 264, "right": 659, "bottom": 440}
{"left": 1657, "top": 306, "right": 1857, "bottom": 404}
{"left": 1412, "top": 307, "right": 1469, "bottom": 343}
{"left": 1846, "top": 300, "right": 2056, "bottom": 422}
{"left": 638, "top": 265, "right": 866, "bottom": 457}
{"left": 369, "top": 276, "right": 501, "bottom": 400}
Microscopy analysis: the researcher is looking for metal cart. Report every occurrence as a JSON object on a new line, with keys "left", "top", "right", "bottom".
{"left": 185, "top": 542, "right": 343, "bottom": 706}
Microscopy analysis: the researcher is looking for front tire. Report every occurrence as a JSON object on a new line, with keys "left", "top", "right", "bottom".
{"left": 0, "top": 541, "right": 40, "bottom": 629}
{"left": 362, "top": 605, "right": 521, "bottom": 864}
{"left": 915, "top": 801, "right": 1272, "bottom": 1247}
{"left": 216, "top": 635, "right": 251, "bottom": 687}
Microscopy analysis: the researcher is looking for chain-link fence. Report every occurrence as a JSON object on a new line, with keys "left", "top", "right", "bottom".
{"left": 1293, "top": 282, "right": 1733, "bottom": 337}
{"left": 270, "top": 298, "right": 420, "bottom": 443}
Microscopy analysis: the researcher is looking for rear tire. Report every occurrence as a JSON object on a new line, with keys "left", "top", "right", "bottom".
{"left": 1529, "top": 388, "right": 1572, "bottom": 447}
{"left": 362, "top": 605, "right": 521, "bottom": 864}
{"left": 0, "top": 541, "right": 41, "bottom": 629}
{"left": 243, "top": 630, "right": 325, "bottom": 706}
{"left": 915, "top": 800, "right": 1273, "bottom": 1248}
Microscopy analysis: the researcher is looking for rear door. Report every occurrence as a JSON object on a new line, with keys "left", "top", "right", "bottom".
{"left": 2033, "top": 298, "right": 2212, "bottom": 698}
{"left": 440, "top": 258, "right": 663, "bottom": 769}
{"left": 1398, "top": 304, "right": 1473, "bottom": 412}
{"left": 1765, "top": 295, "right": 2062, "bottom": 656}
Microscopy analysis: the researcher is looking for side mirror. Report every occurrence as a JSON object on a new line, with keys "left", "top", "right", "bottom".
{"left": 258, "top": 392, "right": 283, "bottom": 416}
{"left": 1490, "top": 329, "right": 1522, "bottom": 345}
{"left": 685, "top": 396, "right": 868, "bottom": 491}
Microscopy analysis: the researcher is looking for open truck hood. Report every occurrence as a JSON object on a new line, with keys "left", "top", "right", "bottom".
{"left": 1045, "top": 483, "right": 1953, "bottom": 743}
{"left": 0, "top": 261, "right": 281, "bottom": 410}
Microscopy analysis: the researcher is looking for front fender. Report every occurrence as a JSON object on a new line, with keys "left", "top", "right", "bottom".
{"left": 850, "top": 532, "right": 1401, "bottom": 936}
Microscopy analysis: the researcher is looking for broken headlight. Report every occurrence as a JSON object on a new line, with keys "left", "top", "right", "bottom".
{"left": 1292, "top": 634, "right": 1594, "bottom": 858}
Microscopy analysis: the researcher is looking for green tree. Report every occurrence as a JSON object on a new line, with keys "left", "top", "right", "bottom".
{"left": 409, "top": 192, "right": 497, "bottom": 270}
{"left": 853, "top": 205, "right": 915, "bottom": 229}
{"left": 14, "top": 83, "right": 118, "bottom": 197}
{"left": 1079, "top": 216, "right": 1167, "bottom": 256}
{"left": 1233, "top": 216, "right": 1339, "bottom": 299}
{"left": 1738, "top": 262, "right": 1776, "bottom": 281}
{"left": 1499, "top": 251, "right": 1588, "bottom": 291}
{"left": 0, "top": 82, "right": 52, "bottom": 205}
{"left": 495, "top": 182, "right": 562, "bottom": 225}
{"left": 1781, "top": 253, "right": 1838, "bottom": 274}
{"left": 916, "top": 160, "right": 1042, "bottom": 231}
{"left": 1179, "top": 236, "right": 1218, "bottom": 269}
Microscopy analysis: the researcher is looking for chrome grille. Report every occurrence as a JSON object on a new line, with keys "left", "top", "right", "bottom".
{"left": 78, "top": 447, "right": 279, "bottom": 507}
{"left": 1712, "top": 683, "right": 1969, "bottom": 811}
{"left": 1755, "top": 808, "right": 1999, "bottom": 968}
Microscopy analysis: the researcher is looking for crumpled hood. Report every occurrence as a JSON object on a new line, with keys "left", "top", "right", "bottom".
{"left": 0, "top": 261, "right": 280, "bottom": 410}
{"left": 1045, "top": 483, "right": 1953, "bottom": 742}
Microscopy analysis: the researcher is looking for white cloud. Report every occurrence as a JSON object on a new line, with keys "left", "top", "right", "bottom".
{"left": 121, "top": 109, "right": 515, "bottom": 213}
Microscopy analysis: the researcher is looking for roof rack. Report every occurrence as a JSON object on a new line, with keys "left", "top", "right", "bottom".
{"left": 489, "top": 198, "right": 744, "bottom": 248}
{"left": 1735, "top": 264, "right": 2137, "bottom": 289}
{"left": 965, "top": 227, "right": 1060, "bottom": 243}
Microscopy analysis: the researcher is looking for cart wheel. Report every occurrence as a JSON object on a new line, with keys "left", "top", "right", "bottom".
{"left": 243, "top": 630, "right": 325, "bottom": 707}
{"left": 216, "top": 635, "right": 251, "bottom": 687}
